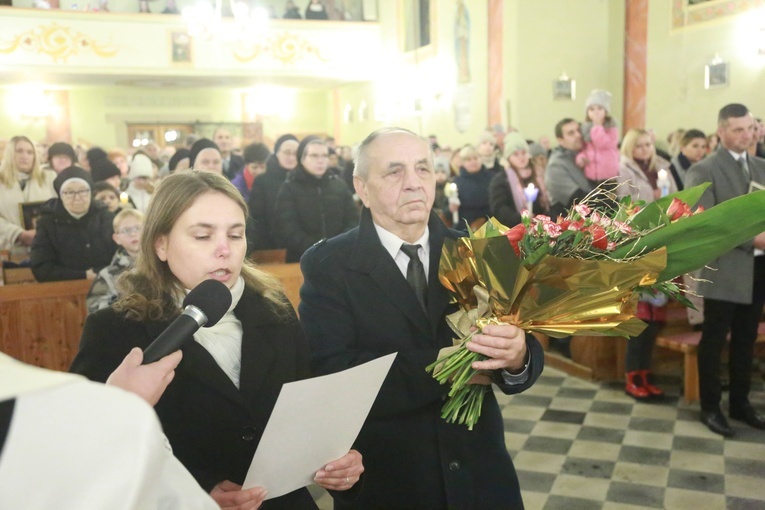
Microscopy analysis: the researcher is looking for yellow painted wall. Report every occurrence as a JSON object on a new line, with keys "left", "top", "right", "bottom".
{"left": 4, "top": 2, "right": 765, "bottom": 151}
{"left": 0, "top": 85, "right": 329, "bottom": 149}
{"left": 332, "top": 0, "right": 490, "bottom": 148}
{"left": 646, "top": 1, "right": 765, "bottom": 139}
{"left": 0, "top": 88, "right": 49, "bottom": 143}
{"left": 505, "top": 0, "right": 625, "bottom": 143}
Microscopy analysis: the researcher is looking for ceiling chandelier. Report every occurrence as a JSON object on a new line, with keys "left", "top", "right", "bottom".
{"left": 182, "top": 0, "right": 269, "bottom": 42}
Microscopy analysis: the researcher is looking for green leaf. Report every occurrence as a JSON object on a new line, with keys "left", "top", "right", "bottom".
{"left": 629, "top": 183, "right": 710, "bottom": 231}
{"left": 612, "top": 189, "right": 765, "bottom": 282}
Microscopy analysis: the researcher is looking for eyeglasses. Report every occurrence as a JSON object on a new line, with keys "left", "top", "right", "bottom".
{"left": 61, "top": 189, "right": 91, "bottom": 199}
{"left": 117, "top": 226, "right": 142, "bottom": 236}
{"left": 305, "top": 154, "right": 329, "bottom": 160}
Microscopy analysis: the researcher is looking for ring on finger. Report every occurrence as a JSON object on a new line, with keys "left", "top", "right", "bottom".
{"left": 345, "top": 476, "right": 350, "bottom": 485}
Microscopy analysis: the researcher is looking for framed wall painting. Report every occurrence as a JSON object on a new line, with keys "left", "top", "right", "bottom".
{"left": 705, "top": 61, "right": 729, "bottom": 89}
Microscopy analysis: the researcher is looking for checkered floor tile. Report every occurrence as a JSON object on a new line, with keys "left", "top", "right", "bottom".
{"left": 310, "top": 366, "right": 765, "bottom": 509}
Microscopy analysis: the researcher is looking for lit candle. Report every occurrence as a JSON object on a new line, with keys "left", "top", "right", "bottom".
{"left": 657, "top": 169, "right": 670, "bottom": 197}
{"left": 523, "top": 183, "right": 539, "bottom": 215}
{"left": 119, "top": 192, "right": 129, "bottom": 205}
{"left": 446, "top": 183, "right": 460, "bottom": 226}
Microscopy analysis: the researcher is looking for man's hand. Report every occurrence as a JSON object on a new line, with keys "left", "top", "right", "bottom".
{"left": 210, "top": 480, "right": 267, "bottom": 510}
{"left": 17, "top": 229, "right": 35, "bottom": 246}
{"left": 314, "top": 449, "right": 364, "bottom": 491}
{"left": 754, "top": 232, "right": 765, "bottom": 250}
{"left": 466, "top": 323, "right": 527, "bottom": 373}
{"left": 106, "top": 347, "right": 182, "bottom": 406}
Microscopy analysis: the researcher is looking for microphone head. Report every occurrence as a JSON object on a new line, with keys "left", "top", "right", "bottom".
{"left": 182, "top": 279, "right": 232, "bottom": 328}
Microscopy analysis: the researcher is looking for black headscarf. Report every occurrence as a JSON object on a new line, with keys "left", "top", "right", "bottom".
{"left": 188, "top": 139, "right": 220, "bottom": 168}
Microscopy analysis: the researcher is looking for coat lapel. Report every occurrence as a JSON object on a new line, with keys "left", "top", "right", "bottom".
{"left": 149, "top": 290, "right": 280, "bottom": 410}
{"left": 716, "top": 149, "right": 749, "bottom": 195}
{"left": 348, "top": 208, "right": 456, "bottom": 343}
{"left": 237, "top": 291, "right": 280, "bottom": 402}
{"left": 141, "top": 319, "right": 246, "bottom": 408}
{"left": 427, "top": 213, "right": 457, "bottom": 338}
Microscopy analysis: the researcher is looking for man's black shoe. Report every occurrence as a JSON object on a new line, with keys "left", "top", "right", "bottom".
{"left": 700, "top": 410, "right": 735, "bottom": 437}
{"left": 730, "top": 405, "right": 765, "bottom": 430}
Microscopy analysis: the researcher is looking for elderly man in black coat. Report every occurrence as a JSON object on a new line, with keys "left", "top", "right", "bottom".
{"left": 299, "top": 127, "right": 544, "bottom": 510}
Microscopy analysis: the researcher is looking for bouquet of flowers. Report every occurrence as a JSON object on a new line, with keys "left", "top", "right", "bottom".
{"left": 426, "top": 183, "right": 765, "bottom": 429}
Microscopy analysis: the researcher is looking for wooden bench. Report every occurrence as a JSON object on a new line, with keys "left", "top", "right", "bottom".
{"left": 1, "top": 264, "right": 304, "bottom": 371}
{"left": 656, "top": 322, "right": 765, "bottom": 404}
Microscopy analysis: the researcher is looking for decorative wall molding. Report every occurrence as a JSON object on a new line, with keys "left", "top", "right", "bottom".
{"left": 672, "top": 0, "right": 765, "bottom": 29}
{"left": 233, "top": 32, "right": 328, "bottom": 65}
{"left": 0, "top": 22, "right": 118, "bottom": 63}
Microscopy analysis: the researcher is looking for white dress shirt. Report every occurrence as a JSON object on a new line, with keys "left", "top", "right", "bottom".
{"left": 373, "top": 223, "right": 431, "bottom": 281}
{"left": 372, "top": 221, "right": 529, "bottom": 384}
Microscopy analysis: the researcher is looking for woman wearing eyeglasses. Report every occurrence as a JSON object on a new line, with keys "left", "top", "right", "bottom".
{"left": 275, "top": 136, "right": 358, "bottom": 262}
{"left": 31, "top": 166, "right": 117, "bottom": 282}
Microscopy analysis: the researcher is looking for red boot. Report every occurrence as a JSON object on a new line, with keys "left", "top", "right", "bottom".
{"left": 625, "top": 371, "right": 651, "bottom": 400}
{"left": 639, "top": 370, "right": 664, "bottom": 398}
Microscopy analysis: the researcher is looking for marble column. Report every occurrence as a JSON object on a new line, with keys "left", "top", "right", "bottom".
{"left": 623, "top": 0, "right": 648, "bottom": 133}
{"left": 487, "top": 0, "right": 503, "bottom": 128}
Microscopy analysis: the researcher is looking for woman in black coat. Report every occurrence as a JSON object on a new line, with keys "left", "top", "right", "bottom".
{"left": 70, "top": 171, "right": 363, "bottom": 510}
{"left": 275, "top": 136, "right": 358, "bottom": 262}
{"left": 31, "top": 166, "right": 116, "bottom": 282}
{"left": 452, "top": 145, "right": 493, "bottom": 229}
{"left": 247, "top": 134, "right": 299, "bottom": 252}
{"left": 489, "top": 133, "right": 548, "bottom": 228}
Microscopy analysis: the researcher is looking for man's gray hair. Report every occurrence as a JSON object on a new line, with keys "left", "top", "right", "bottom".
{"left": 353, "top": 127, "right": 433, "bottom": 180}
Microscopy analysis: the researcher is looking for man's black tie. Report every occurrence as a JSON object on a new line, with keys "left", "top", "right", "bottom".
{"left": 400, "top": 244, "right": 428, "bottom": 311}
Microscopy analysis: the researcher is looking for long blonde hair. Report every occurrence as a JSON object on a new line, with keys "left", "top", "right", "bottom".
{"left": 620, "top": 128, "right": 657, "bottom": 172}
{"left": 115, "top": 171, "right": 288, "bottom": 322}
{"left": 0, "top": 136, "right": 43, "bottom": 188}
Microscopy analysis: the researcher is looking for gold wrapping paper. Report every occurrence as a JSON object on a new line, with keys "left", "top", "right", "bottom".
{"left": 439, "top": 219, "right": 668, "bottom": 339}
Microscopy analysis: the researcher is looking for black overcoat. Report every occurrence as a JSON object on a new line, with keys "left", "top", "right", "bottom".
{"left": 299, "top": 208, "right": 544, "bottom": 510}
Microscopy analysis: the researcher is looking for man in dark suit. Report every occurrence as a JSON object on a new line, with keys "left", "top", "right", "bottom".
{"left": 299, "top": 127, "right": 544, "bottom": 510}
{"left": 213, "top": 127, "right": 245, "bottom": 181}
{"left": 685, "top": 103, "right": 765, "bottom": 437}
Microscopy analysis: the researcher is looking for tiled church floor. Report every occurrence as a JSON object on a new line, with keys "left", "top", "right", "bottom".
{"left": 310, "top": 366, "right": 765, "bottom": 509}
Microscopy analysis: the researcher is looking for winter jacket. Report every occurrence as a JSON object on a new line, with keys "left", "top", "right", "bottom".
{"left": 453, "top": 167, "right": 493, "bottom": 228}
{"left": 545, "top": 146, "right": 593, "bottom": 218}
{"left": 31, "top": 200, "right": 117, "bottom": 282}
{"left": 247, "top": 156, "right": 290, "bottom": 252}
{"left": 577, "top": 123, "right": 620, "bottom": 182}
{"left": 616, "top": 155, "right": 676, "bottom": 203}
{"left": 86, "top": 247, "right": 134, "bottom": 313}
{"left": 0, "top": 170, "right": 56, "bottom": 251}
{"left": 669, "top": 153, "right": 693, "bottom": 190}
{"left": 275, "top": 166, "right": 358, "bottom": 263}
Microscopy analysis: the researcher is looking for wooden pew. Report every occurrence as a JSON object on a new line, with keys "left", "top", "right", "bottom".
{"left": 0, "top": 279, "right": 92, "bottom": 372}
{"left": 0, "top": 263, "right": 305, "bottom": 372}
{"left": 656, "top": 322, "right": 765, "bottom": 403}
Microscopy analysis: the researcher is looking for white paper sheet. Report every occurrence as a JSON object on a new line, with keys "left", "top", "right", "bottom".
{"left": 242, "top": 353, "right": 396, "bottom": 499}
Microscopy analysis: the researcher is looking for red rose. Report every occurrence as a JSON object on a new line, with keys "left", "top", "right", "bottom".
{"left": 590, "top": 225, "right": 608, "bottom": 250}
{"left": 505, "top": 224, "right": 526, "bottom": 256}
{"left": 667, "top": 198, "right": 690, "bottom": 221}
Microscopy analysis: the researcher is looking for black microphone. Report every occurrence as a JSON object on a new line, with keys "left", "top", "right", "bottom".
{"left": 142, "top": 279, "right": 232, "bottom": 364}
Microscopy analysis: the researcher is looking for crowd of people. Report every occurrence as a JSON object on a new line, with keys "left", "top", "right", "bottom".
{"left": 1, "top": 97, "right": 764, "bottom": 508}
{"left": 31, "top": 0, "right": 357, "bottom": 20}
